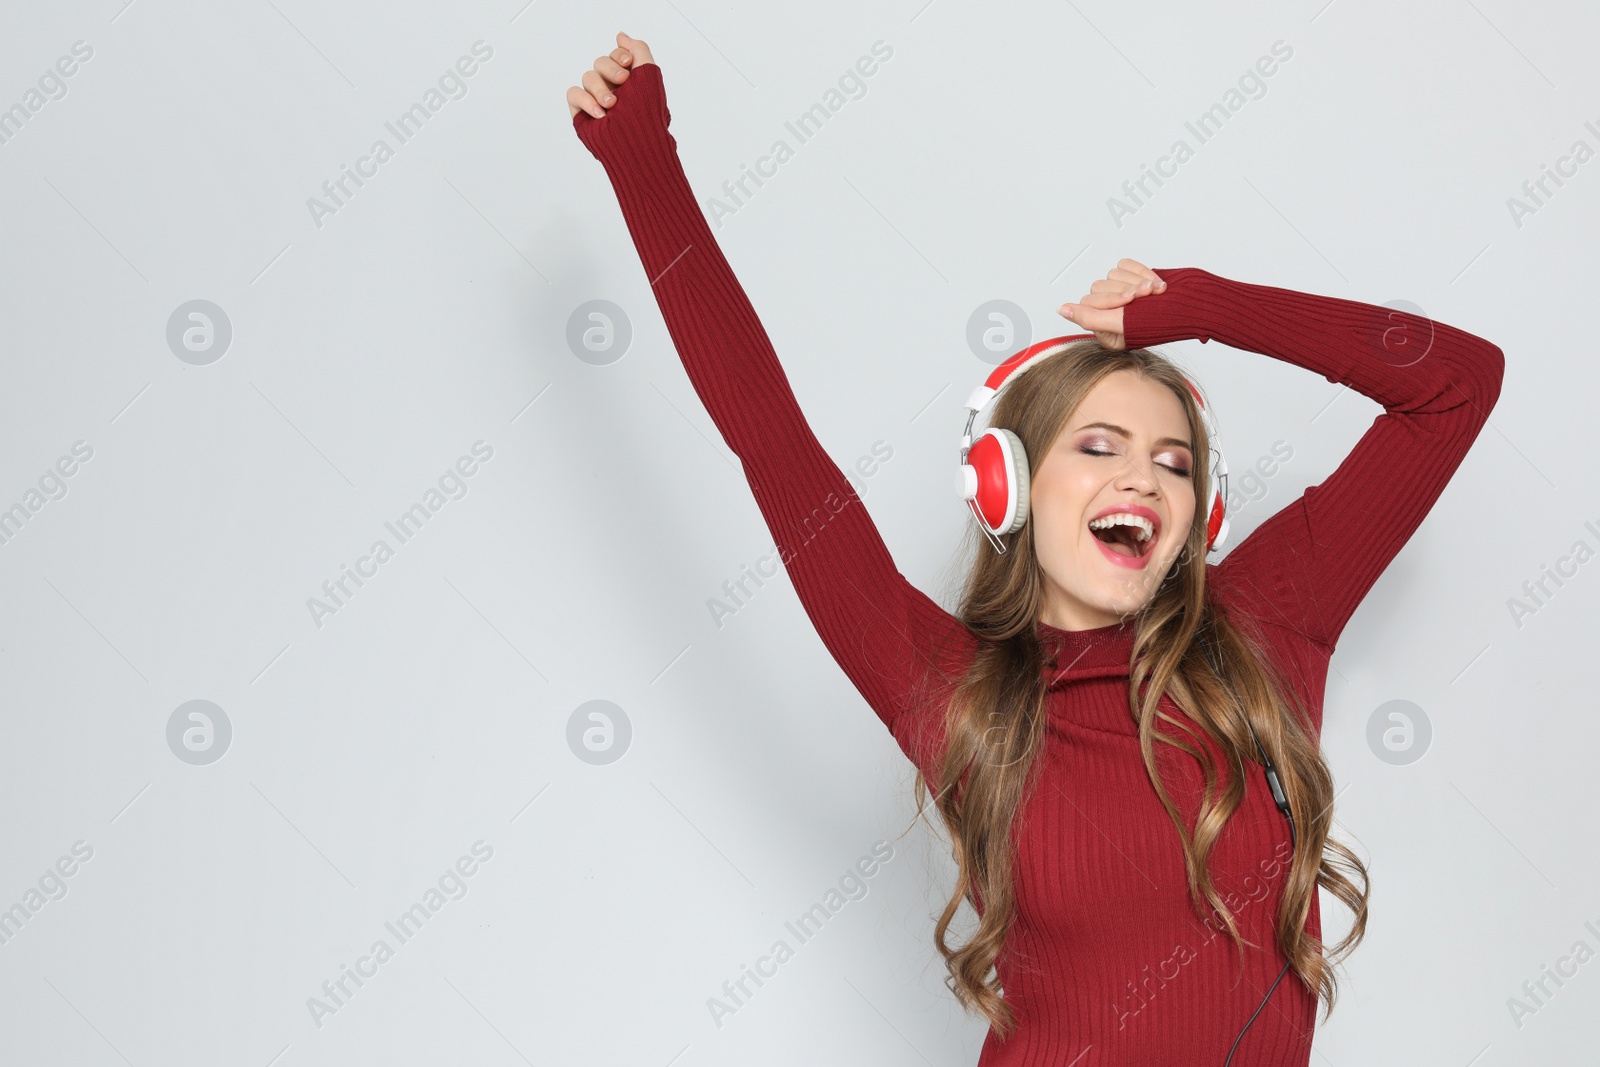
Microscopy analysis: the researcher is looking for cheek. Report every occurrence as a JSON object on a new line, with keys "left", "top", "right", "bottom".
{"left": 1031, "top": 480, "right": 1114, "bottom": 583}
{"left": 1032, "top": 503, "right": 1080, "bottom": 567}
{"left": 1029, "top": 468, "right": 1097, "bottom": 543}
{"left": 1166, "top": 493, "right": 1199, "bottom": 553}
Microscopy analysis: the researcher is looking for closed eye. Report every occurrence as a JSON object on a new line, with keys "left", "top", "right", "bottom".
{"left": 1080, "top": 445, "right": 1191, "bottom": 477}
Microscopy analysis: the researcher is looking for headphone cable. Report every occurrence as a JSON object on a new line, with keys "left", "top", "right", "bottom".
{"left": 1203, "top": 639, "right": 1300, "bottom": 1066}
{"left": 1222, "top": 800, "right": 1297, "bottom": 1066}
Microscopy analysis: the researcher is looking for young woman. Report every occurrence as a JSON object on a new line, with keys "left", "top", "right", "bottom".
{"left": 568, "top": 33, "right": 1504, "bottom": 1066}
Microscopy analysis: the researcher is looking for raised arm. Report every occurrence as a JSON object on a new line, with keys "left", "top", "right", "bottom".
{"left": 1121, "top": 267, "right": 1504, "bottom": 651}
{"left": 570, "top": 53, "right": 974, "bottom": 768}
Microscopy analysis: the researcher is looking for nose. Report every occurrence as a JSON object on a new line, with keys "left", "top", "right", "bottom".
{"left": 1113, "top": 452, "right": 1161, "bottom": 496}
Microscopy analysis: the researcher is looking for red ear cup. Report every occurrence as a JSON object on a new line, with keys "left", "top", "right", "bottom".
{"left": 958, "top": 335, "right": 1093, "bottom": 556}
{"left": 966, "top": 428, "right": 1030, "bottom": 535}
{"left": 1205, "top": 489, "right": 1227, "bottom": 552}
{"left": 1182, "top": 377, "right": 1230, "bottom": 554}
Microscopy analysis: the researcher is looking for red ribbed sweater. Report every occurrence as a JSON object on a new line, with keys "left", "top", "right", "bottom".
{"left": 573, "top": 62, "right": 1504, "bottom": 1066}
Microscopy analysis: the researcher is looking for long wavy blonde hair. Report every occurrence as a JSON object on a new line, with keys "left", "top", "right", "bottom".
{"left": 911, "top": 340, "right": 1369, "bottom": 1036}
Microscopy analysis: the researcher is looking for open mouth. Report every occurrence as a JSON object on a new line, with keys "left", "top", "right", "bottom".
{"left": 1087, "top": 508, "right": 1159, "bottom": 569}
{"left": 1088, "top": 524, "right": 1152, "bottom": 559}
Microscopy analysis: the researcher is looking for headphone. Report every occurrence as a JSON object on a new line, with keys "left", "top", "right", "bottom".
{"left": 956, "top": 334, "right": 1230, "bottom": 558}
{"left": 958, "top": 335, "right": 1287, "bottom": 1059}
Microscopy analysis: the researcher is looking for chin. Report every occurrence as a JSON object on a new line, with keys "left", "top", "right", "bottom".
{"left": 1080, "top": 528, "right": 1173, "bottom": 605}
{"left": 1037, "top": 524, "right": 1187, "bottom": 626}
{"left": 1091, "top": 585, "right": 1156, "bottom": 617}
{"left": 1111, "top": 561, "right": 1192, "bottom": 615}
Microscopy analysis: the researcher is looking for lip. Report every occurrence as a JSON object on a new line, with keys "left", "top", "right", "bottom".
{"left": 1087, "top": 503, "right": 1161, "bottom": 570}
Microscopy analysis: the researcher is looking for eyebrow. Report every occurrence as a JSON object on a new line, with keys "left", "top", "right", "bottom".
{"left": 1073, "top": 421, "right": 1193, "bottom": 452}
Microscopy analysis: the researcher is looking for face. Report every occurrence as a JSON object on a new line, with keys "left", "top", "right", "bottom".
{"left": 1028, "top": 369, "right": 1199, "bottom": 630}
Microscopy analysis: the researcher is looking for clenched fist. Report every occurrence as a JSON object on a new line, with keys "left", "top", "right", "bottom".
{"left": 566, "top": 31, "right": 655, "bottom": 119}
{"left": 1057, "top": 258, "right": 1167, "bottom": 350}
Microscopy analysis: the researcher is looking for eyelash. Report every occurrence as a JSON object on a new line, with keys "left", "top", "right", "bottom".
{"left": 1080, "top": 445, "right": 1192, "bottom": 478}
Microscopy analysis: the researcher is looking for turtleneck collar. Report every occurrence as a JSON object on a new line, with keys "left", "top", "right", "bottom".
{"left": 1037, "top": 617, "right": 1144, "bottom": 737}
{"left": 1038, "top": 617, "right": 1137, "bottom": 688}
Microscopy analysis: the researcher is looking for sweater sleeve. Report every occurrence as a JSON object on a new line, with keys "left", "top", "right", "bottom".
{"left": 572, "top": 63, "right": 975, "bottom": 768}
{"left": 1122, "top": 267, "right": 1505, "bottom": 652}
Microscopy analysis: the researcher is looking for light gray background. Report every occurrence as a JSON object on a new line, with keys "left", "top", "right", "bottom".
{"left": 1, "top": 1, "right": 1594, "bottom": 1064}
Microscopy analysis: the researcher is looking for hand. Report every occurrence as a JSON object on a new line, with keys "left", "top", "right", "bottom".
{"left": 567, "top": 32, "right": 655, "bottom": 119}
{"left": 1057, "top": 259, "right": 1166, "bottom": 350}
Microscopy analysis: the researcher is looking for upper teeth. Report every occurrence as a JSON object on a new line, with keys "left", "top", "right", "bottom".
{"left": 1089, "top": 513, "right": 1154, "bottom": 541}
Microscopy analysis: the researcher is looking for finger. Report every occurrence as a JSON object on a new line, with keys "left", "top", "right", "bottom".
{"left": 1080, "top": 289, "right": 1138, "bottom": 310}
{"left": 567, "top": 85, "right": 605, "bottom": 119}
{"left": 594, "top": 55, "right": 629, "bottom": 86}
{"left": 616, "top": 31, "right": 654, "bottom": 65}
{"left": 1057, "top": 302, "right": 1120, "bottom": 333}
{"left": 582, "top": 70, "right": 618, "bottom": 109}
{"left": 1092, "top": 279, "right": 1150, "bottom": 304}
{"left": 1116, "top": 259, "right": 1166, "bottom": 290}
{"left": 1097, "top": 330, "right": 1126, "bottom": 351}
{"left": 1106, "top": 268, "right": 1155, "bottom": 294}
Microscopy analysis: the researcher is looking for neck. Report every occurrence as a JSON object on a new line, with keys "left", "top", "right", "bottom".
{"left": 1039, "top": 588, "right": 1130, "bottom": 632}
